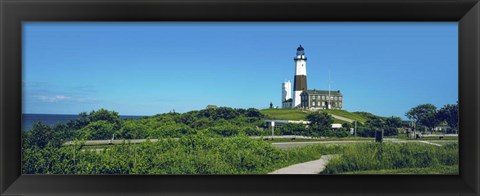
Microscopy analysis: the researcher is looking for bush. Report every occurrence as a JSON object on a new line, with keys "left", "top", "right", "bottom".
{"left": 118, "top": 120, "right": 148, "bottom": 139}
{"left": 383, "top": 127, "right": 399, "bottom": 136}
{"left": 278, "top": 123, "right": 308, "bottom": 135}
{"left": 76, "top": 120, "right": 116, "bottom": 140}
{"left": 207, "top": 125, "right": 240, "bottom": 137}
{"left": 22, "top": 134, "right": 294, "bottom": 174}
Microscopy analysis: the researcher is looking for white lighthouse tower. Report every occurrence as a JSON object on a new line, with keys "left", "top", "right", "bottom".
{"left": 293, "top": 45, "right": 308, "bottom": 108}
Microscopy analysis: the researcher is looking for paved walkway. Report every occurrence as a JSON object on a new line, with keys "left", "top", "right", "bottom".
{"left": 272, "top": 140, "right": 369, "bottom": 150}
{"left": 269, "top": 155, "right": 338, "bottom": 174}
{"left": 330, "top": 114, "right": 355, "bottom": 123}
{"left": 272, "top": 138, "right": 447, "bottom": 150}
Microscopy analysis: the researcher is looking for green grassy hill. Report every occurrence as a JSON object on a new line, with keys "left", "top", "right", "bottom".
{"left": 323, "top": 110, "right": 367, "bottom": 123}
{"left": 260, "top": 108, "right": 368, "bottom": 124}
{"left": 260, "top": 109, "right": 308, "bottom": 120}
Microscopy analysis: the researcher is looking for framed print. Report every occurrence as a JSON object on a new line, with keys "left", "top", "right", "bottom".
{"left": 1, "top": 0, "right": 479, "bottom": 195}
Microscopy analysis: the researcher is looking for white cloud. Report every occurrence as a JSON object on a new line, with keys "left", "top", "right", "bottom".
{"left": 35, "top": 95, "right": 71, "bottom": 103}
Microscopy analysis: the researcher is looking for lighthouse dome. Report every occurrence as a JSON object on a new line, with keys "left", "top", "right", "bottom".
{"left": 297, "top": 45, "right": 304, "bottom": 51}
{"left": 296, "top": 45, "right": 305, "bottom": 56}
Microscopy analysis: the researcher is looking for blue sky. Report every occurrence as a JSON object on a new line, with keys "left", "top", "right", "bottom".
{"left": 22, "top": 22, "right": 458, "bottom": 118}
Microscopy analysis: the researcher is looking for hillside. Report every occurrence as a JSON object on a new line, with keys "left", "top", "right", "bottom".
{"left": 260, "top": 109, "right": 308, "bottom": 120}
{"left": 323, "top": 110, "right": 367, "bottom": 123}
{"left": 260, "top": 108, "right": 368, "bottom": 124}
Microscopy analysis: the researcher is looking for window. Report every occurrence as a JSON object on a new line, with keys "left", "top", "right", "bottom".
{"left": 312, "top": 102, "right": 316, "bottom": 106}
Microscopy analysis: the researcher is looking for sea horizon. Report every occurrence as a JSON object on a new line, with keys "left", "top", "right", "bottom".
{"left": 22, "top": 113, "right": 147, "bottom": 131}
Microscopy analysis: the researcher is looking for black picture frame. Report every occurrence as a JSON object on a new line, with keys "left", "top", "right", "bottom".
{"left": 1, "top": 0, "right": 479, "bottom": 195}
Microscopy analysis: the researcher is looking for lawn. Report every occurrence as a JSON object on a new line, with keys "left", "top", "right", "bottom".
{"left": 321, "top": 142, "right": 458, "bottom": 175}
{"left": 322, "top": 110, "right": 367, "bottom": 123}
{"left": 260, "top": 108, "right": 368, "bottom": 123}
{"left": 260, "top": 109, "right": 309, "bottom": 120}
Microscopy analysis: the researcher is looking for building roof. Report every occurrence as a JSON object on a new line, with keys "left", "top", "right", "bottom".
{"left": 282, "top": 98, "right": 293, "bottom": 103}
{"left": 302, "top": 89, "right": 342, "bottom": 96}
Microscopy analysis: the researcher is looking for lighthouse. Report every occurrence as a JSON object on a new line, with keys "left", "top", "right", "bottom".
{"left": 293, "top": 45, "right": 307, "bottom": 107}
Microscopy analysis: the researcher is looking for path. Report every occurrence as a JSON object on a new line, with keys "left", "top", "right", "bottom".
{"left": 330, "top": 114, "right": 355, "bottom": 123}
{"left": 272, "top": 138, "right": 448, "bottom": 149}
{"left": 272, "top": 140, "right": 369, "bottom": 150}
{"left": 269, "top": 154, "right": 338, "bottom": 174}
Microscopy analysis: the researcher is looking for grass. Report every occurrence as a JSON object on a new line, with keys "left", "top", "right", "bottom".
{"left": 338, "top": 165, "right": 458, "bottom": 174}
{"left": 260, "top": 109, "right": 308, "bottom": 120}
{"left": 333, "top": 119, "right": 349, "bottom": 124}
{"left": 262, "top": 137, "right": 374, "bottom": 143}
{"left": 416, "top": 136, "right": 458, "bottom": 141}
{"left": 77, "top": 137, "right": 457, "bottom": 175}
{"left": 321, "top": 142, "right": 458, "bottom": 174}
{"left": 280, "top": 144, "right": 345, "bottom": 167}
{"left": 321, "top": 110, "right": 367, "bottom": 123}
{"left": 74, "top": 136, "right": 347, "bottom": 174}
{"left": 260, "top": 108, "right": 368, "bottom": 123}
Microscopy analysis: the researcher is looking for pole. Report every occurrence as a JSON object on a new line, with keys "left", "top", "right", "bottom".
{"left": 271, "top": 126, "right": 274, "bottom": 138}
{"left": 354, "top": 121, "right": 357, "bottom": 137}
{"left": 328, "top": 70, "right": 331, "bottom": 110}
{"left": 271, "top": 121, "right": 275, "bottom": 139}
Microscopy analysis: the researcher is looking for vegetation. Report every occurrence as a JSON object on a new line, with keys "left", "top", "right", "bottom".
{"left": 406, "top": 102, "right": 459, "bottom": 134}
{"left": 321, "top": 142, "right": 458, "bottom": 174}
{"left": 23, "top": 107, "right": 268, "bottom": 149}
{"left": 353, "top": 115, "right": 406, "bottom": 137}
{"left": 338, "top": 165, "right": 458, "bottom": 174}
{"left": 260, "top": 108, "right": 367, "bottom": 123}
{"left": 273, "top": 113, "right": 350, "bottom": 138}
{"left": 406, "top": 104, "right": 440, "bottom": 133}
{"left": 263, "top": 137, "right": 373, "bottom": 143}
{"left": 260, "top": 109, "right": 308, "bottom": 120}
{"left": 323, "top": 110, "right": 367, "bottom": 123}
{"left": 22, "top": 103, "right": 458, "bottom": 175}
{"left": 437, "top": 103, "right": 459, "bottom": 133}
{"left": 22, "top": 134, "right": 343, "bottom": 174}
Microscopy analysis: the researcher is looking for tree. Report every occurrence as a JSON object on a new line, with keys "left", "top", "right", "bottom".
{"left": 385, "top": 116, "right": 403, "bottom": 128}
{"left": 382, "top": 116, "right": 403, "bottom": 136}
{"left": 27, "top": 122, "right": 54, "bottom": 148}
{"left": 88, "top": 109, "right": 122, "bottom": 130}
{"left": 245, "top": 108, "right": 263, "bottom": 118}
{"left": 119, "top": 120, "right": 148, "bottom": 139}
{"left": 437, "top": 103, "right": 459, "bottom": 133}
{"left": 279, "top": 123, "right": 308, "bottom": 136}
{"left": 51, "top": 123, "right": 74, "bottom": 147}
{"left": 422, "top": 112, "right": 441, "bottom": 133}
{"left": 306, "top": 112, "right": 333, "bottom": 136}
{"left": 67, "top": 112, "right": 90, "bottom": 130}
{"left": 366, "top": 116, "right": 384, "bottom": 130}
{"left": 77, "top": 120, "right": 116, "bottom": 140}
{"left": 406, "top": 104, "right": 439, "bottom": 133}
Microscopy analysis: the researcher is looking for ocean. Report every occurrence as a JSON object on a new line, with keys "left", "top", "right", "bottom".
{"left": 22, "top": 114, "right": 145, "bottom": 131}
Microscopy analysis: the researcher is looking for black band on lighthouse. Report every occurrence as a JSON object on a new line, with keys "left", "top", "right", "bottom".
{"left": 294, "top": 75, "right": 307, "bottom": 91}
